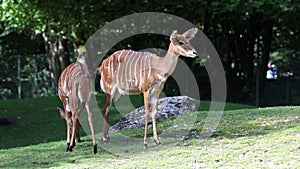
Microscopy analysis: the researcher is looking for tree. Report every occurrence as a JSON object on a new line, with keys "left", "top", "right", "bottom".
{"left": 1, "top": 0, "right": 299, "bottom": 104}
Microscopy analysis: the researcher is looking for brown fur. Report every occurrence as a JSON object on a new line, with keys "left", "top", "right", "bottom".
{"left": 98, "top": 28, "right": 198, "bottom": 148}
{"left": 58, "top": 60, "right": 97, "bottom": 154}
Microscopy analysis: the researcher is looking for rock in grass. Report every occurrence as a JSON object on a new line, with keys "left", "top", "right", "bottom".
{"left": 110, "top": 96, "right": 199, "bottom": 131}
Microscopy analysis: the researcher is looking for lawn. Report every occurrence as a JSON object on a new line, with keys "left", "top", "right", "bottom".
{"left": 0, "top": 95, "right": 299, "bottom": 168}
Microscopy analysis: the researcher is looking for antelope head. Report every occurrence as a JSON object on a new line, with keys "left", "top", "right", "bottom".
{"left": 170, "top": 28, "right": 198, "bottom": 58}
{"left": 57, "top": 107, "right": 81, "bottom": 142}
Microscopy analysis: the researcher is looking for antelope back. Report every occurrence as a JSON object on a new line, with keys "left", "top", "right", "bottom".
{"left": 99, "top": 50, "right": 158, "bottom": 94}
{"left": 58, "top": 62, "right": 91, "bottom": 110}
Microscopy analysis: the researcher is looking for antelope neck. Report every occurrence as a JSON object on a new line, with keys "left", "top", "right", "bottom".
{"left": 155, "top": 43, "right": 179, "bottom": 77}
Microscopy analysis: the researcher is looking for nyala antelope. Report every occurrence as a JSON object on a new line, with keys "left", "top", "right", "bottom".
{"left": 98, "top": 28, "right": 198, "bottom": 148}
{"left": 58, "top": 50, "right": 97, "bottom": 154}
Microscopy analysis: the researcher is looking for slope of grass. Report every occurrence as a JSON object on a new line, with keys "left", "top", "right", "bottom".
{"left": 0, "top": 96, "right": 299, "bottom": 168}
{"left": 0, "top": 95, "right": 250, "bottom": 149}
{"left": 0, "top": 94, "right": 143, "bottom": 149}
{"left": 0, "top": 97, "right": 66, "bottom": 149}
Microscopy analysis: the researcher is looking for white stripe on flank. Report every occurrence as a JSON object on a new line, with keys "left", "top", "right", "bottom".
{"left": 116, "top": 50, "right": 125, "bottom": 86}
{"left": 147, "top": 54, "right": 152, "bottom": 78}
{"left": 111, "top": 55, "right": 114, "bottom": 78}
{"left": 134, "top": 53, "right": 142, "bottom": 86}
{"left": 108, "top": 57, "right": 111, "bottom": 72}
{"left": 63, "top": 81, "right": 67, "bottom": 94}
{"left": 66, "top": 98, "right": 70, "bottom": 112}
{"left": 139, "top": 53, "right": 144, "bottom": 84}
{"left": 143, "top": 53, "right": 147, "bottom": 80}
{"left": 117, "top": 50, "right": 125, "bottom": 62}
{"left": 129, "top": 52, "right": 137, "bottom": 87}
{"left": 124, "top": 51, "right": 134, "bottom": 89}
{"left": 119, "top": 50, "right": 131, "bottom": 87}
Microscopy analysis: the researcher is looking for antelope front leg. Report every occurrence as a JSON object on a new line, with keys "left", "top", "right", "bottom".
{"left": 75, "top": 120, "right": 81, "bottom": 142}
{"left": 102, "top": 94, "right": 111, "bottom": 144}
{"left": 69, "top": 115, "right": 78, "bottom": 152}
{"left": 143, "top": 91, "right": 150, "bottom": 149}
{"left": 102, "top": 108, "right": 109, "bottom": 144}
{"left": 65, "top": 117, "right": 71, "bottom": 152}
{"left": 86, "top": 102, "right": 97, "bottom": 154}
{"left": 150, "top": 95, "right": 161, "bottom": 145}
{"left": 102, "top": 110, "right": 110, "bottom": 143}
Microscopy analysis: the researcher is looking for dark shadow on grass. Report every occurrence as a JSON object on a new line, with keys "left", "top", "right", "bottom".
{"left": 0, "top": 140, "right": 114, "bottom": 169}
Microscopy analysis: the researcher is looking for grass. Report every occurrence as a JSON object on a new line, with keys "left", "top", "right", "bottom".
{"left": 0, "top": 95, "right": 299, "bottom": 168}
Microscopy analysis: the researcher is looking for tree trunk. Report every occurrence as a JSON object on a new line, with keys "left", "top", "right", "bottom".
{"left": 259, "top": 21, "right": 274, "bottom": 105}
{"left": 42, "top": 31, "right": 69, "bottom": 95}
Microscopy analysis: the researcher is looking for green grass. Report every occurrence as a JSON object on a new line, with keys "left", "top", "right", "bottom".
{"left": 0, "top": 96, "right": 299, "bottom": 168}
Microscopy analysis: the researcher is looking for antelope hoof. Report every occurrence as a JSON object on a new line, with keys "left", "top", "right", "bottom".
{"left": 75, "top": 137, "right": 81, "bottom": 143}
{"left": 143, "top": 143, "right": 148, "bottom": 149}
{"left": 69, "top": 145, "right": 74, "bottom": 152}
{"left": 102, "top": 138, "right": 109, "bottom": 144}
{"left": 154, "top": 139, "right": 162, "bottom": 146}
{"left": 94, "top": 145, "right": 98, "bottom": 154}
{"left": 66, "top": 143, "right": 70, "bottom": 152}
{"left": 103, "top": 140, "right": 108, "bottom": 144}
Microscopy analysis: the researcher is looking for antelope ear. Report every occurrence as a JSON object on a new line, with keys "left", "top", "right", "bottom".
{"left": 77, "top": 46, "right": 87, "bottom": 63}
{"left": 57, "top": 107, "right": 65, "bottom": 119}
{"left": 170, "top": 30, "right": 177, "bottom": 42}
{"left": 182, "top": 28, "right": 198, "bottom": 40}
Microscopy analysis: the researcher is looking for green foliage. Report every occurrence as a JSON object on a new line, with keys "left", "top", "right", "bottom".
{"left": 0, "top": 0, "right": 299, "bottom": 104}
{"left": 0, "top": 88, "right": 12, "bottom": 100}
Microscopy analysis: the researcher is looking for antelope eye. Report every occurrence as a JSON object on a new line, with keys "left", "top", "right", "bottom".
{"left": 179, "top": 41, "right": 184, "bottom": 45}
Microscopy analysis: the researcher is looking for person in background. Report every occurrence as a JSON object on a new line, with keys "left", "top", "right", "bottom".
{"left": 266, "top": 61, "right": 278, "bottom": 80}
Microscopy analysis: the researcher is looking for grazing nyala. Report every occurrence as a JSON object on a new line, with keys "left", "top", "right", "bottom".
{"left": 98, "top": 28, "right": 198, "bottom": 148}
{"left": 58, "top": 51, "right": 97, "bottom": 154}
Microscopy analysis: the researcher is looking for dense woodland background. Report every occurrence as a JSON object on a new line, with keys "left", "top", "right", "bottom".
{"left": 0, "top": 0, "right": 299, "bottom": 106}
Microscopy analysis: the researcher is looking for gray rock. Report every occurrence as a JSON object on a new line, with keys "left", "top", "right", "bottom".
{"left": 110, "top": 96, "right": 199, "bottom": 131}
